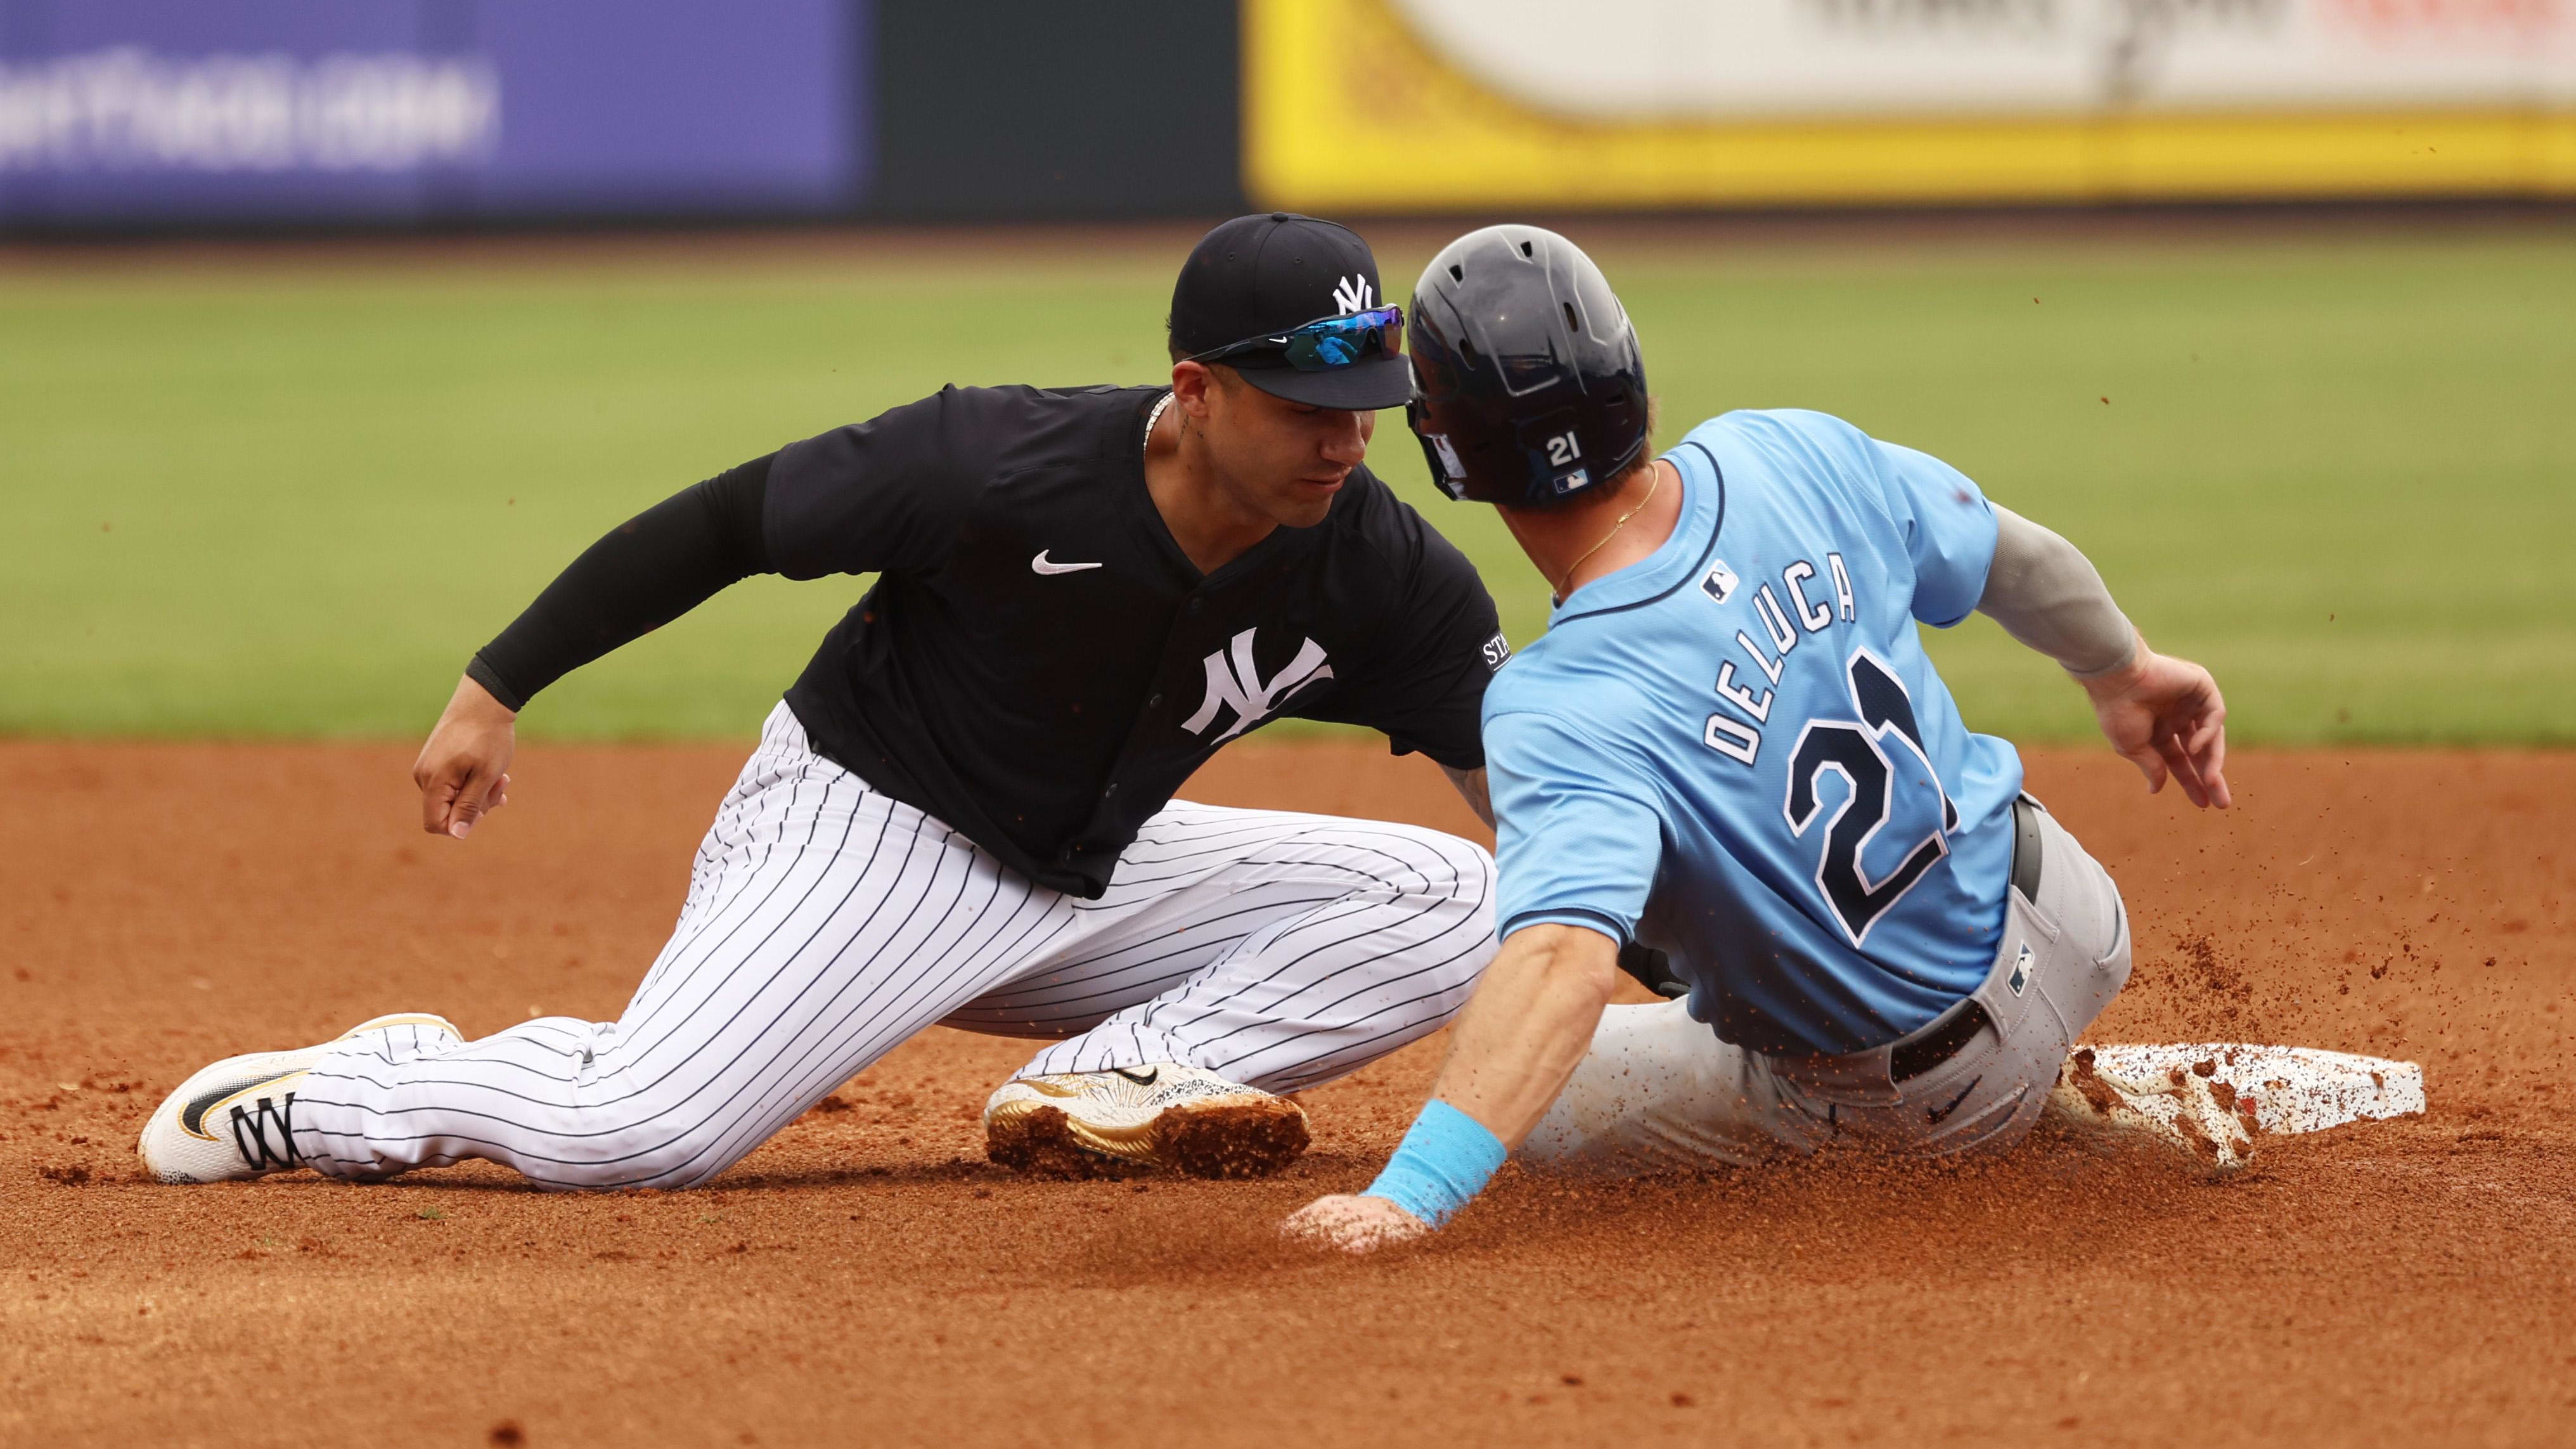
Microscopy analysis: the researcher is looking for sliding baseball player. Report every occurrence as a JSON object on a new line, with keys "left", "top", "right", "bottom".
{"left": 1287, "top": 225, "right": 2250, "bottom": 1253}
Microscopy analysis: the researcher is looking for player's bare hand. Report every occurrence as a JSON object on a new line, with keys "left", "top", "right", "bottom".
{"left": 414, "top": 674, "right": 518, "bottom": 839}
{"left": 2079, "top": 644, "right": 2231, "bottom": 809}
{"left": 1280, "top": 1194, "right": 1431, "bottom": 1254}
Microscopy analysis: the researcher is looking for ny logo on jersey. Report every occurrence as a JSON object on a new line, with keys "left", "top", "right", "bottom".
{"left": 1332, "top": 274, "right": 1374, "bottom": 315}
{"left": 1182, "top": 628, "right": 1334, "bottom": 742}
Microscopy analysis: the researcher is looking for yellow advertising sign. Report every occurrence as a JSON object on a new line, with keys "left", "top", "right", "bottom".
{"left": 1245, "top": 0, "right": 2576, "bottom": 207}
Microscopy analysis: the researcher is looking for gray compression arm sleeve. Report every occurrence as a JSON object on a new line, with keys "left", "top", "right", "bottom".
{"left": 1976, "top": 505, "right": 2139, "bottom": 678}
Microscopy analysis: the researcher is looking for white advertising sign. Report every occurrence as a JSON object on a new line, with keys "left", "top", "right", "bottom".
{"left": 1392, "top": 0, "right": 2576, "bottom": 119}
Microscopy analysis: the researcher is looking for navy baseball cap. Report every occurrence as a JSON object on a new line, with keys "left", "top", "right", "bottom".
{"left": 1169, "top": 212, "right": 1412, "bottom": 411}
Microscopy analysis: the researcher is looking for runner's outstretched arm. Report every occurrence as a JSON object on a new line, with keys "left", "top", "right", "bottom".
{"left": 1281, "top": 922, "right": 1618, "bottom": 1253}
{"left": 1978, "top": 505, "right": 2230, "bottom": 809}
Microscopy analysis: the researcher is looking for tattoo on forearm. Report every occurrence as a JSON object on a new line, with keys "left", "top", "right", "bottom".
{"left": 1442, "top": 765, "right": 1495, "bottom": 830}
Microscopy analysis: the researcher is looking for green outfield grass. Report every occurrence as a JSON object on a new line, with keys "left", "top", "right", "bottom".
{"left": 3, "top": 228, "right": 2570, "bottom": 745}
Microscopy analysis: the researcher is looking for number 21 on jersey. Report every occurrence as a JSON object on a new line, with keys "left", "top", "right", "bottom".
{"left": 1782, "top": 649, "right": 1958, "bottom": 946}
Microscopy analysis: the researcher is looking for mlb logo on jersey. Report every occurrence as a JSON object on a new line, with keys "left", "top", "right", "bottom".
{"left": 1700, "top": 560, "right": 1740, "bottom": 605}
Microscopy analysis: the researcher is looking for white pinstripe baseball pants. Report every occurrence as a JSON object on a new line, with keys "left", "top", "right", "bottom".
{"left": 293, "top": 704, "right": 1497, "bottom": 1190}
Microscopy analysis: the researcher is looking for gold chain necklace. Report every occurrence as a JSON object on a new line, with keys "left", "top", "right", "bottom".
{"left": 1550, "top": 463, "right": 1663, "bottom": 600}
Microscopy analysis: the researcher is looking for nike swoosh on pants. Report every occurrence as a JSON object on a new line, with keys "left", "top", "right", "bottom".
{"left": 1926, "top": 1077, "right": 1982, "bottom": 1125}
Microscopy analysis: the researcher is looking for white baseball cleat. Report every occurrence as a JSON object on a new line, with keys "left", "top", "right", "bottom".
{"left": 983, "top": 1064, "right": 1310, "bottom": 1180}
{"left": 2044, "top": 1046, "right": 2260, "bottom": 1178}
{"left": 137, "top": 1013, "right": 463, "bottom": 1184}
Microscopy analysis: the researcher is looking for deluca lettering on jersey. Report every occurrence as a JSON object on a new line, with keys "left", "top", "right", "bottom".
{"left": 1182, "top": 628, "right": 1334, "bottom": 742}
{"left": 1699, "top": 551, "right": 1853, "bottom": 768}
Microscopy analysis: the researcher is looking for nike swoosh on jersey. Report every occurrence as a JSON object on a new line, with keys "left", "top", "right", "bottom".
{"left": 179, "top": 1071, "right": 304, "bottom": 1140}
{"left": 1111, "top": 1066, "right": 1160, "bottom": 1086}
{"left": 1031, "top": 550, "right": 1104, "bottom": 576}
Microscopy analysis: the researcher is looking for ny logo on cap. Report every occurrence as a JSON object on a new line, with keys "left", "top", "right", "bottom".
{"left": 1332, "top": 274, "right": 1374, "bottom": 315}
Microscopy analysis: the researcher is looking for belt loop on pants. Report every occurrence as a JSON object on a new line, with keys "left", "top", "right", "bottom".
{"left": 1889, "top": 796, "right": 2045, "bottom": 1084}
{"left": 2010, "top": 794, "right": 2044, "bottom": 904}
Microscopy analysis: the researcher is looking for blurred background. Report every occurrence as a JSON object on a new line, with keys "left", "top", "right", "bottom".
{"left": 3, "top": 0, "right": 2570, "bottom": 745}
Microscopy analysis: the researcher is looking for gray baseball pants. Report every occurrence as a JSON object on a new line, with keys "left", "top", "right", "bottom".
{"left": 1523, "top": 797, "right": 2130, "bottom": 1172}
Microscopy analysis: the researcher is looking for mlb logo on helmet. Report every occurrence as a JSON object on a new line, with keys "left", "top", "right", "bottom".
{"left": 1425, "top": 432, "right": 1467, "bottom": 484}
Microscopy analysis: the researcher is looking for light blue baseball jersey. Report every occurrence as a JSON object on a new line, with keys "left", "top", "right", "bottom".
{"left": 1483, "top": 408, "right": 2023, "bottom": 1057}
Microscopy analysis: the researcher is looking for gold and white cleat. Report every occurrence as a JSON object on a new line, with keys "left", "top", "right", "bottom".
{"left": 137, "top": 1014, "right": 462, "bottom": 1183}
{"left": 983, "top": 1064, "right": 1310, "bottom": 1180}
{"left": 2044, "top": 1046, "right": 2260, "bottom": 1178}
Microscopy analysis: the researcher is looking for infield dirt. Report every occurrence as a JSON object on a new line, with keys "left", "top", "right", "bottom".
{"left": 4, "top": 740, "right": 2570, "bottom": 1446}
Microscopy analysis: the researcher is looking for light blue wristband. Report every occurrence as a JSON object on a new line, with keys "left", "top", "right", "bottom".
{"left": 1361, "top": 1099, "right": 1507, "bottom": 1230}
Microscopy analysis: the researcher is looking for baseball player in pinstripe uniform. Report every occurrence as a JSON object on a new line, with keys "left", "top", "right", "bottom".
{"left": 140, "top": 214, "right": 1508, "bottom": 1191}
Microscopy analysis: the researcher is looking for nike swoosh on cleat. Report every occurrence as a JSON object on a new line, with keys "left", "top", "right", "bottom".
{"left": 1111, "top": 1066, "right": 1160, "bottom": 1086}
{"left": 179, "top": 1071, "right": 302, "bottom": 1139}
{"left": 1926, "top": 1077, "right": 1982, "bottom": 1126}
{"left": 1031, "top": 550, "right": 1104, "bottom": 576}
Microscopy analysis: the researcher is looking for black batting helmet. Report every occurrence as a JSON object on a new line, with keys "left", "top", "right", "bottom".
{"left": 1405, "top": 225, "right": 1649, "bottom": 508}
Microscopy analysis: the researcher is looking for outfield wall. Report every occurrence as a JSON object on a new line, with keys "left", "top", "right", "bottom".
{"left": 0, "top": 0, "right": 1242, "bottom": 228}
{"left": 1249, "top": 0, "right": 2576, "bottom": 209}
{"left": 0, "top": 0, "right": 866, "bottom": 224}
{"left": 3, "top": 0, "right": 2569, "bottom": 228}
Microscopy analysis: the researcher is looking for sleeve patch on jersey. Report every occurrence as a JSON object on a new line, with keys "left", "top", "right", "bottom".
{"left": 1481, "top": 631, "right": 1513, "bottom": 671}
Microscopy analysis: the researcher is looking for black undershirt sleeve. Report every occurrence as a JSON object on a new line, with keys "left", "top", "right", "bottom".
{"left": 465, "top": 454, "right": 776, "bottom": 711}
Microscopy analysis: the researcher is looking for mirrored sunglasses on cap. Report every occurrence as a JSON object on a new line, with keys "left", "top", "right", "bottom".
{"left": 1190, "top": 306, "right": 1404, "bottom": 372}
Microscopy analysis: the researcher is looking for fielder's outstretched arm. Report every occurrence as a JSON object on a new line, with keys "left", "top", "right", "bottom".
{"left": 1280, "top": 922, "right": 1620, "bottom": 1253}
{"left": 1978, "top": 505, "right": 2231, "bottom": 809}
{"left": 415, "top": 456, "right": 777, "bottom": 837}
